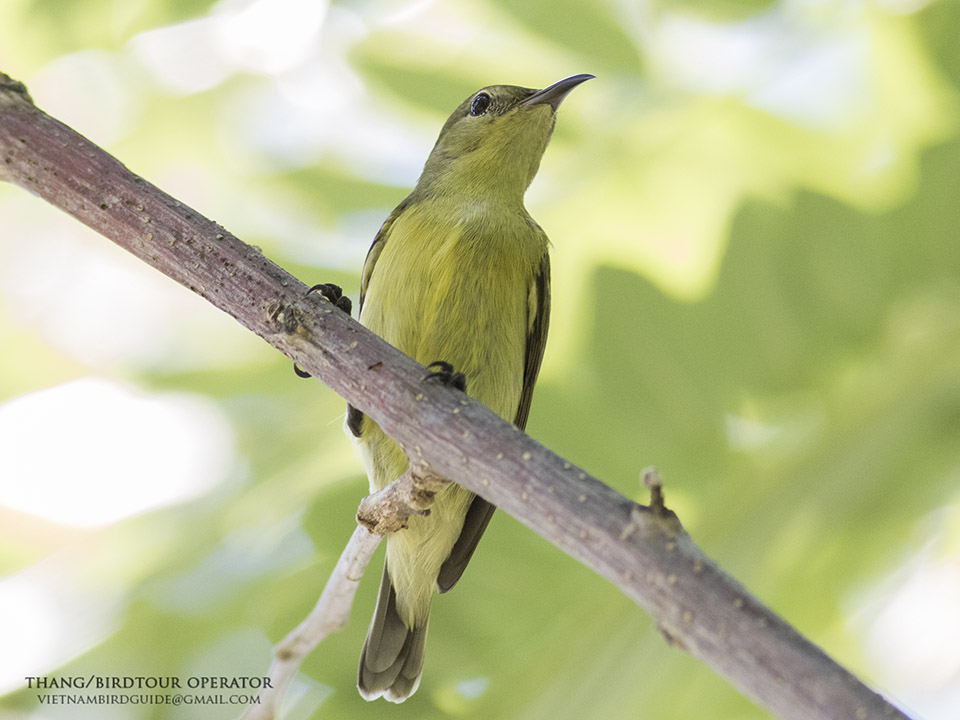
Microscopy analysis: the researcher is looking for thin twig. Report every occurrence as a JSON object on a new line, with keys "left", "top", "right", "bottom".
{"left": 242, "top": 465, "right": 448, "bottom": 719}
{"left": 241, "top": 525, "right": 381, "bottom": 720}
{"left": 357, "top": 466, "right": 450, "bottom": 534}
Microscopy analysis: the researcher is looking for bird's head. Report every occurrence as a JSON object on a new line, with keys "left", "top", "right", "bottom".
{"left": 415, "top": 74, "right": 593, "bottom": 204}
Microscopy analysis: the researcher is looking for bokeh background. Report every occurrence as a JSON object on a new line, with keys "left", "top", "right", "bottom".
{"left": 2, "top": 0, "right": 960, "bottom": 718}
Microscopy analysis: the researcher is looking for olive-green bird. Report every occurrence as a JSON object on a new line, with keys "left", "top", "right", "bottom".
{"left": 348, "top": 74, "right": 592, "bottom": 702}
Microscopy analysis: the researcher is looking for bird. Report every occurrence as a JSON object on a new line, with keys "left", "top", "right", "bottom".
{"left": 348, "top": 73, "right": 592, "bottom": 702}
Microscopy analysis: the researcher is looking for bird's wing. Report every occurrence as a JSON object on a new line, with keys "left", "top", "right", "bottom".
{"left": 347, "top": 198, "right": 409, "bottom": 437}
{"left": 514, "top": 250, "right": 551, "bottom": 433}
{"left": 359, "top": 198, "right": 410, "bottom": 313}
{"left": 437, "top": 250, "right": 551, "bottom": 593}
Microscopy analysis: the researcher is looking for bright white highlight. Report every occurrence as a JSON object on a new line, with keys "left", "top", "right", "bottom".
{"left": 0, "top": 377, "right": 234, "bottom": 528}
{"left": 130, "top": 0, "right": 330, "bottom": 93}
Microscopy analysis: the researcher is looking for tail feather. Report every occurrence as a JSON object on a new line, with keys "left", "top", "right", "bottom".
{"left": 358, "top": 564, "right": 428, "bottom": 703}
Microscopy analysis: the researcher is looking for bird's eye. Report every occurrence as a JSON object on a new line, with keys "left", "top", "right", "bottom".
{"left": 469, "top": 92, "right": 491, "bottom": 116}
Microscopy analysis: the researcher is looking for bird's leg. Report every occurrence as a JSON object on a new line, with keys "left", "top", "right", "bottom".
{"left": 423, "top": 361, "right": 467, "bottom": 393}
{"left": 294, "top": 283, "right": 353, "bottom": 378}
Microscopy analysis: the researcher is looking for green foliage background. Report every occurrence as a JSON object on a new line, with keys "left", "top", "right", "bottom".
{"left": 2, "top": 0, "right": 959, "bottom": 718}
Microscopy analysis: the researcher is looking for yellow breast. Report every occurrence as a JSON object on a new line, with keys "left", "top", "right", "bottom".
{"left": 359, "top": 199, "right": 546, "bottom": 424}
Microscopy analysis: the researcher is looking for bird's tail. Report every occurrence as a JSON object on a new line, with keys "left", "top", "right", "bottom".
{"left": 358, "top": 563, "right": 428, "bottom": 703}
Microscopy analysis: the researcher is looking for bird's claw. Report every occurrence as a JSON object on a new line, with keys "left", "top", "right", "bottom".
{"left": 424, "top": 361, "right": 467, "bottom": 392}
{"left": 295, "top": 283, "right": 353, "bottom": 378}
{"left": 308, "top": 283, "right": 353, "bottom": 316}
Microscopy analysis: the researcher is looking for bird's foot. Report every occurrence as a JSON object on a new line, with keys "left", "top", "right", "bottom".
{"left": 423, "top": 361, "right": 467, "bottom": 392}
{"left": 295, "top": 283, "right": 353, "bottom": 378}
{"left": 308, "top": 283, "right": 353, "bottom": 316}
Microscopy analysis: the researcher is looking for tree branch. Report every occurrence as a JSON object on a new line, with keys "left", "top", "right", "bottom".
{"left": 0, "top": 72, "right": 911, "bottom": 720}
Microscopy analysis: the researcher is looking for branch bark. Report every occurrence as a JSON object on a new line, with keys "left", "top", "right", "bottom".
{"left": 0, "top": 72, "right": 911, "bottom": 720}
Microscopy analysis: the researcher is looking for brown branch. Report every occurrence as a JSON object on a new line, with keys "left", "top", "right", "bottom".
{"left": 0, "top": 71, "right": 912, "bottom": 720}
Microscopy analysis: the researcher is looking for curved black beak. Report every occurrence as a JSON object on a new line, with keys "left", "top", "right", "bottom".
{"left": 523, "top": 74, "right": 595, "bottom": 110}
